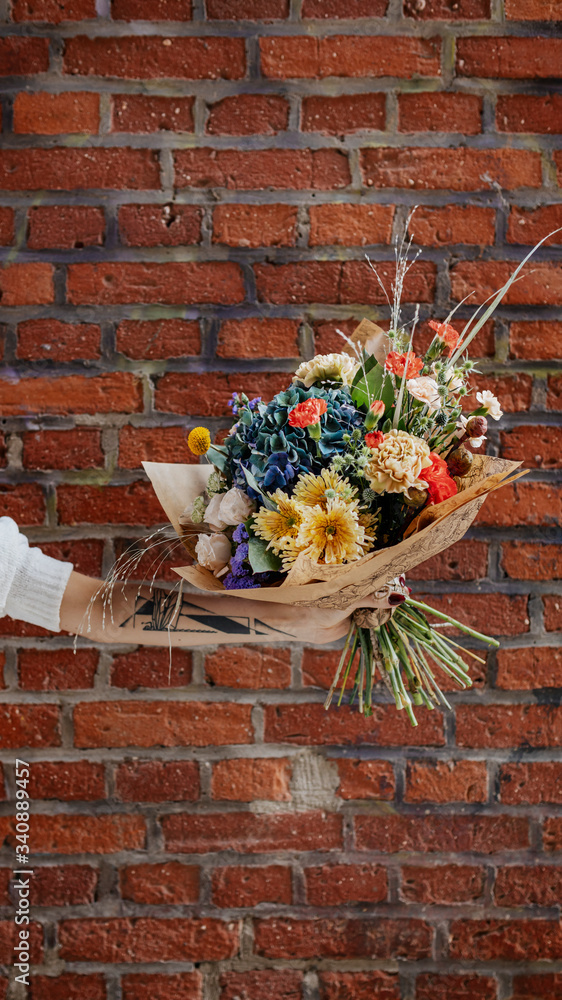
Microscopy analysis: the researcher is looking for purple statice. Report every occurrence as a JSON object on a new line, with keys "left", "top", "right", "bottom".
{"left": 232, "top": 523, "right": 249, "bottom": 544}
{"left": 223, "top": 567, "right": 277, "bottom": 590}
{"left": 248, "top": 397, "right": 261, "bottom": 410}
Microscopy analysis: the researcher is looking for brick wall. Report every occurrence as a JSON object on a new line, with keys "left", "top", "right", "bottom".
{"left": 0, "top": 0, "right": 561, "bottom": 997}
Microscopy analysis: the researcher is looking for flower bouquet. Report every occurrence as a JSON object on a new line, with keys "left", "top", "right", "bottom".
{"left": 139, "top": 236, "right": 540, "bottom": 726}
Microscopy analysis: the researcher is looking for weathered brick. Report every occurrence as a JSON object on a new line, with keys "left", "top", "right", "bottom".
{"left": 305, "top": 863, "right": 388, "bottom": 905}
{"left": 450, "top": 918, "right": 562, "bottom": 960}
{"left": 118, "top": 426, "right": 197, "bottom": 468}
{"left": 174, "top": 148, "right": 350, "bottom": 189}
{"left": 17, "top": 319, "right": 100, "bottom": 360}
{"left": 28, "top": 760, "right": 105, "bottom": 801}
{"left": 453, "top": 261, "right": 562, "bottom": 306}
{"left": 319, "top": 971, "right": 400, "bottom": 1000}
{"left": 264, "top": 703, "right": 444, "bottom": 746}
{"left": 506, "top": 0, "right": 560, "bottom": 15}
{"left": 59, "top": 918, "right": 238, "bottom": 962}
{"left": 27, "top": 205, "right": 104, "bottom": 250}
{"left": 18, "top": 647, "right": 98, "bottom": 690}
{"left": 477, "top": 482, "right": 562, "bottom": 528}
{"left": 25, "top": 814, "right": 145, "bottom": 853}
{"left": 217, "top": 317, "right": 299, "bottom": 357}
{"left": 0, "top": 208, "right": 14, "bottom": 246}
{"left": 65, "top": 36, "right": 245, "bottom": 78}
{"left": 457, "top": 36, "right": 562, "bottom": 78}
{"left": 408, "top": 205, "right": 495, "bottom": 246}
{"left": 507, "top": 205, "right": 562, "bottom": 247}
{"left": 547, "top": 375, "right": 562, "bottom": 410}
{"left": 32, "top": 865, "right": 98, "bottom": 906}
{"left": 0, "top": 262, "right": 53, "bottom": 306}
{"left": 501, "top": 542, "right": 562, "bottom": 581}
{"left": 418, "top": 592, "right": 529, "bottom": 636}
{"left": 544, "top": 818, "right": 562, "bottom": 852}
{"left": 213, "top": 204, "right": 297, "bottom": 248}
{"left": 122, "top": 974, "right": 202, "bottom": 1000}
{"left": 67, "top": 262, "right": 244, "bottom": 304}
{"left": 361, "top": 147, "right": 540, "bottom": 190}
{"left": 212, "top": 866, "right": 292, "bottom": 907}
{"left": 333, "top": 759, "right": 395, "bottom": 800}
{"left": 495, "top": 865, "right": 562, "bottom": 907}
{"left": 254, "top": 260, "right": 435, "bottom": 305}
{"left": 399, "top": 92, "right": 482, "bottom": 133}
{"left": 211, "top": 758, "right": 291, "bottom": 801}
{"left": 13, "top": 92, "right": 99, "bottom": 134}
{"left": 496, "top": 647, "right": 562, "bottom": 690}
{"left": 29, "top": 974, "right": 106, "bottom": 1000}
{"left": 543, "top": 595, "right": 562, "bottom": 631}
{"left": 115, "top": 760, "right": 199, "bottom": 801}
{"left": 0, "top": 920, "right": 43, "bottom": 965}
{"left": 302, "top": 93, "right": 386, "bottom": 133}
{"left": 456, "top": 705, "right": 562, "bottom": 747}
{"left": 205, "top": 645, "right": 292, "bottom": 688}
{"left": 207, "top": 94, "right": 289, "bottom": 135}
{"left": 220, "top": 971, "right": 303, "bottom": 1000}
{"left": 356, "top": 814, "right": 528, "bottom": 853}
{"left": 0, "top": 705, "right": 60, "bottom": 748}
{"left": 0, "top": 148, "right": 160, "bottom": 190}
{"left": 260, "top": 36, "right": 440, "bottom": 79}
{"left": 0, "top": 484, "right": 45, "bottom": 525}
{"left": 112, "top": 94, "right": 194, "bottom": 131}
{"left": 116, "top": 318, "right": 200, "bottom": 359}
{"left": 500, "top": 425, "right": 562, "bottom": 469}
{"left": 120, "top": 862, "right": 199, "bottom": 904}
{"left": 12, "top": 0, "right": 95, "bottom": 20}
{"left": 309, "top": 204, "right": 394, "bottom": 246}
{"left": 112, "top": 0, "right": 192, "bottom": 17}
{"left": 1, "top": 374, "right": 142, "bottom": 416}
{"left": 118, "top": 204, "right": 201, "bottom": 246}
{"left": 408, "top": 540, "right": 489, "bottom": 581}
{"left": 500, "top": 762, "right": 562, "bottom": 804}
{"left": 41, "top": 538, "right": 103, "bottom": 576}
{"left": 511, "top": 975, "right": 562, "bottom": 999}
{"left": 0, "top": 36, "right": 49, "bottom": 73}
{"left": 415, "top": 974, "right": 496, "bottom": 1000}
{"left": 23, "top": 429, "right": 104, "bottom": 471}
{"left": 57, "top": 481, "right": 170, "bottom": 525}
{"left": 498, "top": 94, "right": 562, "bottom": 134}
{"left": 404, "top": 760, "right": 487, "bottom": 803}
{"left": 163, "top": 811, "right": 342, "bottom": 853}
{"left": 74, "top": 701, "right": 253, "bottom": 747}
{"left": 207, "top": 0, "right": 288, "bottom": 16}
{"left": 254, "top": 917, "right": 432, "bottom": 959}
{"left": 155, "top": 371, "right": 289, "bottom": 417}
{"left": 400, "top": 865, "right": 485, "bottom": 904}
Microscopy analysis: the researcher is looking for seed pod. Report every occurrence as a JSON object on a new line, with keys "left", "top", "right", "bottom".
{"left": 403, "top": 487, "right": 428, "bottom": 508}
{"left": 466, "top": 415, "right": 488, "bottom": 439}
{"left": 447, "top": 446, "right": 473, "bottom": 477}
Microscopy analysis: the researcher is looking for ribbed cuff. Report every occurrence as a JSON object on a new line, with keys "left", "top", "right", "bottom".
{"left": 4, "top": 544, "right": 74, "bottom": 631}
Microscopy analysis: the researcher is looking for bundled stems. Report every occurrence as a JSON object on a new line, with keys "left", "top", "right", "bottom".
{"left": 324, "top": 596, "right": 499, "bottom": 727}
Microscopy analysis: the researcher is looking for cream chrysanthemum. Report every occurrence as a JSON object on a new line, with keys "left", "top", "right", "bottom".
{"left": 294, "top": 497, "right": 366, "bottom": 565}
{"left": 293, "top": 353, "right": 359, "bottom": 388}
{"left": 253, "top": 490, "right": 303, "bottom": 552}
{"left": 364, "top": 429, "right": 432, "bottom": 497}
{"left": 293, "top": 468, "right": 356, "bottom": 508}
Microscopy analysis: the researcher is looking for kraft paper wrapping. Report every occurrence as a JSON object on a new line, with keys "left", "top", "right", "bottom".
{"left": 142, "top": 455, "right": 526, "bottom": 612}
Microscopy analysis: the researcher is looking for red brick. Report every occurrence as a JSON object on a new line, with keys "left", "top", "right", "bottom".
{"left": 1, "top": 373, "right": 142, "bottom": 416}
{"left": 115, "top": 760, "right": 199, "bottom": 801}
{"left": 205, "top": 645, "right": 292, "bottom": 689}
{"left": 17, "top": 319, "right": 101, "bottom": 360}
{"left": 116, "top": 319, "right": 200, "bottom": 359}
{"left": 13, "top": 91, "right": 99, "bottom": 134}
{"left": 118, "top": 426, "right": 197, "bottom": 469}
{"left": 548, "top": 375, "right": 562, "bottom": 410}
{"left": 405, "top": 760, "right": 487, "bottom": 803}
{"left": 500, "top": 425, "right": 562, "bottom": 469}
{"left": 32, "top": 865, "right": 98, "bottom": 906}
{"left": 0, "top": 484, "right": 45, "bottom": 525}
{"left": 409, "top": 205, "right": 495, "bottom": 246}
{"left": 122, "top": 974, "right": 202, "bottom": 1000}
{"left": 112, "top": 534, "right": 191, "bottom": 584}
{"left": 0, "top": 209, "right": 14, "bottom": 246}
{"left": 0, "top": 262, "right": 53, "bottom": 306}
{"left": 57, "top": 481, "right": 167, "bottom": 526}
{"left": 302, "top": 93, "right": 386, "bottom": 134}
{"left": 497, "top": 647, "right": 562, "bottom": 690}
{"left": 355, "top": 814, "right": 528, "bottom": 853}
{"left": 118, "top": 204, "right": 201, "bottom": 246}
{"left": 399, "top": 92, "right": 481, "bottom": 133}
{"left": 41, "top": 538, "right": 103, "bottom": 576}
{"left": 155, "top": 371, "right": 289, "bottom": 417}
{"left": 333, "top": 759, "right": 395, "bottom": 800}
{"left": 209, "top": 0, "right": 288, "bottom": 13}
{"left": 212, "top": 866, "right": 292, "bottom": 907}
{"left": 457, "top": 36, "right": 562, "bottom": 79}
{"left": 415, "top": 975, "right": 496, "bottom": 1000}
{"left": 495, "top": 865, "right": 562, "bottom": 907}
{"left": 120, "top": 862, "right": 199, "bottom": 904}
{"left": 507, "top": 205, "right": 562, "bottom": 246}
{"left": 59, "top": 917, "right": 238, "bottom": 962}
{"left": 455, "top": 260, "right": 562, "bottom": 306}
{"left": 112, "top": 0, "right": 192, "bottom": 17}
{"left": 0, "top": 36, "right": 49, "bottom": 73}
{"left": 417, "top": 592, "right": 529, "bottom": 636}
{"left": 544, "top": 818, "right": 562, "bottom": 852}
{"left": 313, "top": 317, "right": 369, "bottom": 354}
{"left": 406, "top": 0, "right": 489, "bottom": 15}
{"left": 0, "top": 148, "right": 159, "bottom": 190}
{"left": 208, "top": 94, "right": 289, "bottom": 135}
{"left": 212, "top": 758, "right": 291, "bottom": 801}
{"left": 408, "top": 539, "right": 489, "bottom": 581}
{"left": 255, "top": 260, "right": 435, "bottom": 304}
{"left": 544, "top": 595, "right": 562, "bottom": 631}
{"left": 264, "top": 703, "right": 444, "bottom": 746}
{"left": 29, "top": 204, "right": 105, "bottom": 251}
{"left": 220, "top": 971, "right": 303, "bottom": 1000}
{"left": 28, "top": 760, "right": 105, "bottom": 801}
{"left": 345, "top": 259, "right": 437, "bottom": 303}
{"left": 309, "top": 204, "right": 394, "bottom": 246}
{"left": 0, "top": 920, "right": 43, "bottom": 964}
{"left": 64, "top": 36, "right": 245, "bottom": 79}
{"left": 174, "top": 148, "right": 350, "bottom": 189}
{"left": 501, "top": 542, "right": 562, "bottom": 581}
{"left": 498, "top": 94, "right": 562, "bottom": 134}
{"left": 305, "top": 863, "right": 387, "bottom": 905}
{"left": 0, "top": 705, "right": 60, "bottom": 747}
{"left": 30, "top": 974, "right": 106, "bottom": 1000}
{"left": 12, "top": 0, "right": 95, "bottom": 20}
{"left": 303, "top": 0, "right": 388, "bottom": 14}
{"left": 19, "top": 648, "right": 98, "bottom": 690}
{"left": 361, "top": 147, "right": 541, "bottom": 190}
{"left": 456, "top": 704, "right": 562, "bottom": 747}
{"left": 23, "top": 814, "right": 145, "bottom": 853}
{"left": 506, "top": 0, "right": 561, "bottom": 15}
{"left": 255, "top": 917, "right": 432, "bottom": 959}
{"left": 260, "top": 36, "right": 440, "bottom": 79}
{"left": 477, "top": 482, "right": 562, "bottom": 528}
{"left": 302, "top": 647, "right": 342, "bottom": 689}
{"left": 511, "top": 974, "right": 562, "bottom": 999}
{"left": 213, "top": 204, "right": 297, "bottom": 248}
{"left": 217, "top": 317, "right": 299, "bottom": 357}
{"left": 74, "top": 701, "right": 253, "bottom": 747}
{"left": 319, "top": 972, "right": 399, "bottom": 1000}
{"left": 500, "top": 762, "right": 562, "bottom": 804}
{"left": 67, "top": 262, "right": 244, "bottom": 305}
{"left": 450, "top": 918, "right": 562, "bottom": 960}
{"left": 23, "top": 429, "right": 104, "bottom": 471}
{"left": 401, "top": 865, "right": 485, "bottom": 904}
{"left": 112, "top": 94, "right": 194, "bottom": 132}
{"left": 163, "top": 811, "right": 342, "bottom": 853}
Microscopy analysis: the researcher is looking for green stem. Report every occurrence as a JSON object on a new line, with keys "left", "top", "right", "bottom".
{"left": 405, "top": 598, "right": 500, "bottom": 647}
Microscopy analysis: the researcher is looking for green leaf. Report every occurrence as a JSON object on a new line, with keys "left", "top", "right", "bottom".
{"left": 351, "top": 361, "right": 385, "bottom": 409}
{"left": 381, "top": 374, "right": 395, "bottom": 414}
{"left": 241, "top": 466, "right": 276, "bottom": 511}
{"left": 248, "top": 537, "right": 282, "bottom": 573}
{"left": 207, "top": 445, "right": 227, "bottom": 472}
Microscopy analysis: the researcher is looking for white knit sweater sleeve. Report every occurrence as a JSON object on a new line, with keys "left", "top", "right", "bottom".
{"left": 0, "top": 517, "right": 74, "bottom": 631}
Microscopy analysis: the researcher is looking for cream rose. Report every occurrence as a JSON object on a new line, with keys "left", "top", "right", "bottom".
{"left": 195, "top": 533, "right": 232, "bottom": 575}
{"left": 406, "top": 376, "right": 441, "bottom": 412}
{"left": 477, "top": 390, "right": 503, "bottom": 421}
{"left": 365, "top": 429, "right": 432, "bottom": 496}
{"left": 218, "top": 487, "right": 255, "bottom": 525}
{"left": 204, "top": 493, "right": 227, "bottom": 530}
{"left": 293, "top": 352, "right": 359, "bottom": 388}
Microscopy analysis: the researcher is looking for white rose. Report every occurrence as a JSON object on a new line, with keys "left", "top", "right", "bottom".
{"left": 205, "top": 493, "right": 227, "bottom": 530}
{"left": 407, "top": 376, "right": 441, "bottom": 412}
{"left": 195, "top": 533, "right": 232, "bottom": 575}
{"left": 477, "top": 390, "right": 503, "bottom": 421}
{"left": 218, "top": 487, "right": 255, "bottom": 525}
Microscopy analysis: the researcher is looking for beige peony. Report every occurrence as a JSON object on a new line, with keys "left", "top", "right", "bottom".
{"left": 364, "top": 429, "right": 432, "bottom": 496}
{"left": 195, "top": 532, "right": 232, "bottom": 575}
{"left": 293, "top": 352, "right": 359, "bottom": 388}
{"left": 406, "top": 376, "right": 441, "bottom": 412}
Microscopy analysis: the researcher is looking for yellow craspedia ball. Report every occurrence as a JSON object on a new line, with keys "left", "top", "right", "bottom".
{"left": 187, "top": 426, "right": 211, "bottom": 456}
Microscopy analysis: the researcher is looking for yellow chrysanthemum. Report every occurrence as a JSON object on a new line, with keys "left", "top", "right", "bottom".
{"left": 295, "top": 497, "right": 365, "bottom": 565}
{"left": 187, "top": 426, "right": 211, "bottom": 456}
{"left": 357, "top": 510, "right": 378, "bottom": 553}
{"left": 253, "top": 490, "right": 303, "bottom": 552}
{"left": 293, "top": 468, "right": 356, "bottom": 508}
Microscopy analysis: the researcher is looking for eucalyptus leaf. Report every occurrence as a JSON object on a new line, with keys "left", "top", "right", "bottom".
{"left": 248, "top": 537, "right": 282, "bottom": 573}
{"left": 206, "top": 445, "right": 227, "bottom": 472}
{"left": 241, "top": 465, "right": 277, "bottom": 510}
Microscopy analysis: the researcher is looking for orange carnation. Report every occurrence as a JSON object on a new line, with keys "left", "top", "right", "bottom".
{"left": 365, "top": 431, "right": 384, "bottom": 449}
{"left": 287, "top": 398, "right": 328, "bottom": 429}
{"left": 424, "top": 452, "right": 458, "bottom": 505}
{"left": 385, "top": 351, "right": 424, "bottom": 379}
{"left": 428, "top": 320, "right": 460, "bottom": 357}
